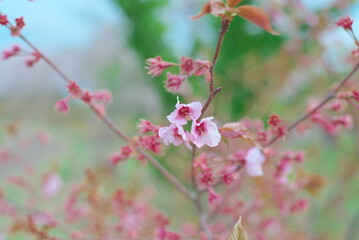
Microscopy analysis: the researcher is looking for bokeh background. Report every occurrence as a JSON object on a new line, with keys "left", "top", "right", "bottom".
{"left": 1, "top": 0, "right": 359, "bottom": 239}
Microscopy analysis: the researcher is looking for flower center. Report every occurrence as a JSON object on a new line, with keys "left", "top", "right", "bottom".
{"left": 196, "top": 122, "right": 207, "bottom": 136}
{"left": 173, "top": 127, "right": 182, "bottom": 139}
{"left": 178, "top": 106, "right": 190, "bottom": 118}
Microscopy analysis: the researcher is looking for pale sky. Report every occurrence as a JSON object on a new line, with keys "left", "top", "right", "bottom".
{"left": 0, "top": 0, "right": 121, "bottom": 51}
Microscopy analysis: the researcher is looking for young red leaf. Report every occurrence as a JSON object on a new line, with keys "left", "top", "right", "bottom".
{"left": 227, "top": 0, "right": 244, "bottom": 8}
{"left": 234, "top": 5, "right": 279, "bottom": 35}
{"left": 191, "top": 0, "right": 226, "bottom": 20}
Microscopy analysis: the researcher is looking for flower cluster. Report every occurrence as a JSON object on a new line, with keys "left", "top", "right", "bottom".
{"left": 307, "top": 99, "right": 353, "bottom": 135}
{"left": 11, "top": 17, "right": 25, "bottom": 36}
{"left": 159, "top": 98, "right": 221, "bottom": 149}
{"left": 54, "top": 81, "right": 113, "bottom": 116}
{"left": 145, "top": 56, "right": 211, "bottom": 93}
{"left": 336, "top": 15, "right": 354, "bottom": 31}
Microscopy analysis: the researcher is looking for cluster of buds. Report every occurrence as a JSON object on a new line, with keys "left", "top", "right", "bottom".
{"left": 145, "top": 56, "right": 211, "bottom": 93}
{"left": 55, "top": 81, "right": 113, "bottom": 116}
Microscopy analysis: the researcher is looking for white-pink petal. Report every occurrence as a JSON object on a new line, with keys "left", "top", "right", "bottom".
{"left": 191, "top": 117, "right": 221, "bottom": 148}
{"left": 167, "top": 97, "right": 202, "bottom": 125}
{"left": 158, "top": 124, "right": 192, "bottom": 149}
{"left": 245, "top": 147, "right": 265, "bottom": 177}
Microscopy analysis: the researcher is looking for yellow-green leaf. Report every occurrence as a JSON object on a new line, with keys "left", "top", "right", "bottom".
{"left": 228, "top": 217, "right": 248, "bottom": 240}
{"left": 219, "top": 122, "right": 257, "bottom": 145}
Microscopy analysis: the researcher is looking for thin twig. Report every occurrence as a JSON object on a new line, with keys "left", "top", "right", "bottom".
{"left": 190, "top": 18, "right": 231, "bottom": 240}
{"left": 264, "top": 61, "right": 359, "bottom": 148}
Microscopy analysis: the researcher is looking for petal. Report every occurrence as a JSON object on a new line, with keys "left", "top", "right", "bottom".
{"left": 245, "top": 147, "right": 265, "bottom": 164}
{"left": 246, "top": 163, "right": 263, "bottom": 177}
{"left": 187, "top": 101, "right": 203, "bottom": 121}
{"left": 167, "top": 111, "right": 187, "bottom": 125}
{"left": 158, "top": 126, "right": 174, "bottom": 145}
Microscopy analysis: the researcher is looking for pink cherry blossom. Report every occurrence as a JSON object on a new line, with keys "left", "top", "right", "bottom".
{"left": 165, "top": 73, "right": 186, "bottom": 93}
{"left": 0, "top": 14, "right": 9, "bottom": 26}
{"left": 145, "top": 56, "right": 175, "bottom": 77}
{"left": 54, "top": 97, "right": 70, "bottom": 113}
{"left": 245, "top": 147, "right": 265, "bottom": 177}
{"left": 2, "top": 45, "right": 21, "bottom": 60}
{"left": 41, "top": 173, "right": 63, "bottom": 198}
{"left": 191, "top": 117, "right": 221, "bottom": 148}
{"left": 91, "top": 89, "right": 113, "bottom": 104}
{"left": 158, "top": 124, "right": 192, "bottom": 149}
{"left": 180, "top": 57, "right": 195, "bottom": 76}
{"left": 336, "top": 15, "right": 353, "bottom": 30}
{"left": 194, "top": 59, "right": 211, "bottom": 76}
{"left": 167, "top": 98, "right": 202, "bottom": 125}
{"left": 66, "top": 81, "right": 82, "bottom": 98}
{"left": 207, "top": 187, "right": 222, "bottom": 206}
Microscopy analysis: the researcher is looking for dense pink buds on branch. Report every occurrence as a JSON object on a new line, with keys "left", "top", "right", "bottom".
{"left": 146, "top": 56, "right": 212, "bottom": 93}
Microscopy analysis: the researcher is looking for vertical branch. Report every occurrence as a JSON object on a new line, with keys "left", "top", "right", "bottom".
{"left": 191, "top": 18, "right": 231, "bottom": 240}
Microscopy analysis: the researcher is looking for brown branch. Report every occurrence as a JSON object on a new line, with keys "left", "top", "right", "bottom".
{"left": 199, "top": 18, "right": 230, "bottom": 119}
{"left": 264, "top": 61, "right": 359, "bottom": 148}
{"left": 190, "top": 18, "right": 231, "bottom": 240}
{"left": 13, "top": 32, "right": 195, "bottom": 201}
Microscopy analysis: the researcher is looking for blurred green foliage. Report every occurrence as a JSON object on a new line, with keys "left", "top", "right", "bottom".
{"left": 112, "top": 0, "right": 284, "bottom": 119}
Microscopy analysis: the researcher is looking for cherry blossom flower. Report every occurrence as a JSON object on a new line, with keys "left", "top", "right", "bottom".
{"left": 41, "top": 173, "right": 63, "bottom": 198}
{"left": 81, "top": 91, "right": 92, "bottom": 103}
{"left": 110, "top": 145, "right": 133, "bottom": 165}
{"left": 66, "top": 81, "right": 82, "bottom": 98}
{"left": 0, "top": 14, "right": 9, "bottom": 26}
{"left": 353, "top": 90, "right": 359, "bottom": 102}
{"left": 138, "top": 135, "right": 162, "bottom": 154}
{"left": 336, "top": 15, "right": 354, "bottom": 30}
{"left": 25, "top": 51, "right": 41, "bottom": 67}
{"left": 207, "top": 187, "right": 222, "bottom": 205}
{"left": 54, "top": 97, "right": 70, "bottom": 113}
{"left": 137, "top": 119, "right": 160, "bottom": 134}
{"left": 145, "top": 56, "right": 175, "bottom": 77}
{"left": 165, "top": 73, "right": 186, "bottom": 93}
{"left": 245, "top": 147, "right": 265, "bottom": 177}
{"left": 268, "top": 114, "right": 282, "bottom": 127}
{"left": 2, "top": 45, "right": 20, "bottom": 60}
{"left": 91, "top": 89, "right": 113, "bottom": 104}
{"left": 180, "top": 57, "right": 195, "bottom": 76}
{"left": 194, "top": 59, "right": 211, "bottom": 76}
{"left": 167, "top": 98, "right": 202, "bottom": 125}
{"left": 11, "top": 17, "right": 26, "bottom": 36}
{"left": 191, "top": 117, "right": 221, "bottom": 148}
{"left": 158, "top": 124, "right": 192, "bottom": 149}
